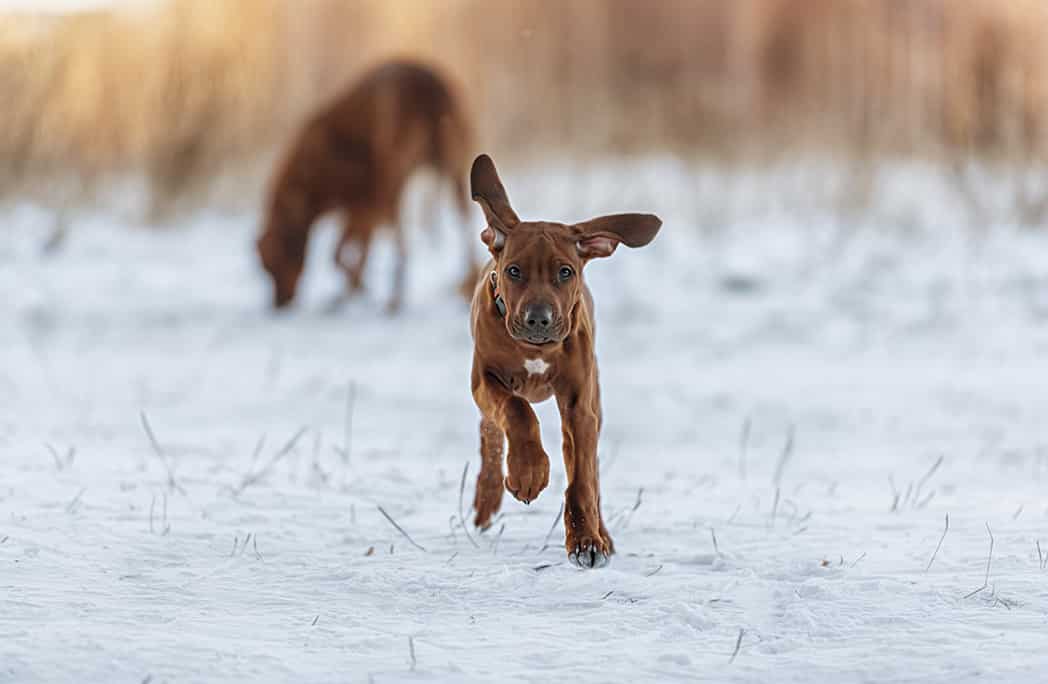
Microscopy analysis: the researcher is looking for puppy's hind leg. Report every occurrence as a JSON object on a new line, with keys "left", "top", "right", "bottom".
{"left": 473, "top": 416, "right": 505, "bottom": 529}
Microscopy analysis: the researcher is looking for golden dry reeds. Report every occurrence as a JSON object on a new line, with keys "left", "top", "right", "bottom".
{"left": 1, "top": 0, "right": 1047, "bottom": 213}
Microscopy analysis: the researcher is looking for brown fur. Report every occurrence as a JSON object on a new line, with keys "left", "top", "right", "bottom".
{"left": 467, "top": 154, "right": 661, "bottom": 569}
{"left": 256, "top": 59, "right": 478, "bottom": 310}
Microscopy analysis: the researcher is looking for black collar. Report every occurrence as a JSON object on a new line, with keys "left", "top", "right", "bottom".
{"left": 489, "top": 270, "right": 507, "bottom": 318}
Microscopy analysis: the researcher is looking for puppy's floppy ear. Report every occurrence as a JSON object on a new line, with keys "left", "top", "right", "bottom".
{"left": 470, "top": 154, "right": 519, "bottom": 251}
{"left": 573, "top": 213, "right": 662, "bottom": 259}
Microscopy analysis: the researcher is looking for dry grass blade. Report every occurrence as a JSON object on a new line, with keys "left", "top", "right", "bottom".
{"left": 901, "top": 482, "right": 914, "bottom": 509}
{"left": 377, "top": 505, "right": 427, "bottom": 552}
{"left": 925, "top": 513, "right": 949, "bottom": 573}
{"left": 65, "top": 488, "right": 86, "bottom": 514}
{"left": 539, "top": 502, "right": 565, "bottom": 553}
{"left": 46, "top": 443, "right": 64, "bottom": 470}
{"left": 408, "top": 636, "right": 417, "bottom": 672}
{"left": 915, "top": 491, "right": 936, "bottom": 509}
{"left": 963, "top": 523, "right": 994, "bottom": 599}
{"left": 617, "top": 488, "right": 644, "bottom": 530}
{"left": 913, "top": 455, "right": 944, "bottom": 501}
{"left": 45, "top": 443, "right": 74, "bottom": 470}
{"left": 140, "top": 411, "right": 186, "bottom": 495}
{"left": 233, "top": 426, "right": 307, "bottom": 495}
{"left": 457, "top": 461, "right": 479, "bottom": 549}
{"left": 729, "top": 628, "right": 744, "bottom": 664}
{"left": 889, "top": 476, "right": 900, "bottom": 513}
{"left": 269, "top": 427, "right": 308, "bottom": 462}
{"left": 772, "top": 425, "right": 795, "bottom": 487}
{"left": 250, "top": 434, "right": 266, "bottom": 464}
{"left": 491, "top": 523, "right": 505, "bottom": 555}
{"left": 160, "top": 493, "right": 170, "bottom": 535}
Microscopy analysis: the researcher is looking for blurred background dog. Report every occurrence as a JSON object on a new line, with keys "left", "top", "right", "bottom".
{"left": 256, "top": 60, "right": 475, "bottom": 311}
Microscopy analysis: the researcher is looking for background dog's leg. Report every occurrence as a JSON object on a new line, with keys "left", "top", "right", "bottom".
{"left": 473, "top": 416, "right": 505, "bottom": 529}
{"left": 421, "top": 178, "right": 443, "bottom": 240}
{"left": 388, "top": 219, "right": 407, "bottom": 314}
{"left": 335, "top": 212, "right": 374, "bottom": 293}
{"left": 326, "top": 213, "right": 374, "bottom": 313}
{"left": 557, "top": 384, "right": 612, "bottom": 568}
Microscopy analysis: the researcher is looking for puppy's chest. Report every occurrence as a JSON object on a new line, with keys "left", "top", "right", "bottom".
{"left": 506, "top": 357, "right": 555, "bottom": 403}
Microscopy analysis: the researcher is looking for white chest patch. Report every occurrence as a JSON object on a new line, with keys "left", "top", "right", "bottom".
{"left": 523, "top": 358, "right": 551, "bottom": 376}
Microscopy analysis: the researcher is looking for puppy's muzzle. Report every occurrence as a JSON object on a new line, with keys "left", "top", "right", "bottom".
{"left": 514, "top": 302, "right": 560, "bottom": 344}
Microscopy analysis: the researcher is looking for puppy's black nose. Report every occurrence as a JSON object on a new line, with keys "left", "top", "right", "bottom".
{"left": 524, "top": 303, "right": 553, "bottom": 331}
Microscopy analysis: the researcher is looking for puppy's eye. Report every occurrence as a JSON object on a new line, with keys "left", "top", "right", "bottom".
{"left": 558, "top": 266, "right": 574, "bottom": 281}
{"left": 506, "top": 265, "right": 522, "bottom": 280}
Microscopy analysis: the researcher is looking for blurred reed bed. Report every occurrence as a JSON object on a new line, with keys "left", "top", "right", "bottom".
{"left": 1, "top": 0, "right": 1047, "bottom": 219}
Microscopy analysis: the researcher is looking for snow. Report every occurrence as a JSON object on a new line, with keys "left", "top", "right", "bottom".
{"left": 2, "top": 161, "right": 1048, "bottom": 682}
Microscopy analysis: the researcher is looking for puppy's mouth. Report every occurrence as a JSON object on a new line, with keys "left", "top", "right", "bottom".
{"left": 509, "top": 327, "right": 564, "bottom": 346}
{"left": 520, "top": 335, "right": 556, "bottom": 346}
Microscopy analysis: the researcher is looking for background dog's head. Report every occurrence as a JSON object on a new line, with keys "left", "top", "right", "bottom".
{"left": 257, "top": 196, "right": 310, "bottom": 309}
{"left": 471, "top": 154, "right": 661, "bottom": 346}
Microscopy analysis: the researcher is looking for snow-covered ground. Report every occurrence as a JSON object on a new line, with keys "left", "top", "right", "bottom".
{"left": 2, "top": 162, "right": 1048, "bottom": 682}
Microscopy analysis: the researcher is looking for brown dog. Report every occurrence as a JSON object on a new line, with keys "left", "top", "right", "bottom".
{"left": 256, "top": 59, "right": 476, "bottom": 311}
{"left": 468, "top": 154, "right": 661, "bottom": 568}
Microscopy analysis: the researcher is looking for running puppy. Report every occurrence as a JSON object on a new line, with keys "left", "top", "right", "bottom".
{"left": 468, "top": 154, "right": 661, "bottom": 568}
{"left": 257, "top": 59, "right": 476, "bottom": 311}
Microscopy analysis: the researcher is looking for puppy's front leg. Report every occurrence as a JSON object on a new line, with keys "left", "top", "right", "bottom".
{"left": 556, "top": 382, "right": 612, "bottom": 568}
{"left": 471, "top": 361, "right": 550, "bottom": 506}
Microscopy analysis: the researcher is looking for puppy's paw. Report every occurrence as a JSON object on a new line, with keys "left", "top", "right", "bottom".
{"left": 566, "top": 533, "right": 613, "bottom": 569}
{"left": 564, "top": 491, "right": 614, "bottom": 569}
{"left": 505, "top": 441, "right": 549, "bottom": 504}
